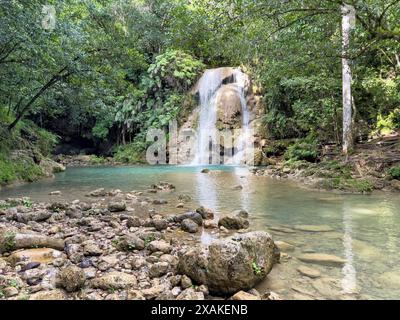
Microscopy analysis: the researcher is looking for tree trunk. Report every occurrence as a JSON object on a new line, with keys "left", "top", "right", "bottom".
{"left": 341, "top": 4, "right": 355, "bottom": 158}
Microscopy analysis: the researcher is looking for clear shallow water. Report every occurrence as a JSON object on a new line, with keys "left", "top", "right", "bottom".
{"left": 1, "top": 165, "right": 400, "bottom": 299}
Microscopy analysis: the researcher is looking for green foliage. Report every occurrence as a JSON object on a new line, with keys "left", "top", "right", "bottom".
{"left": 89, "top": 155, "right": 107, "bottom": 166}
{"left": 389, "top": 166, "right": 400, "bottom": 180}
{"left": 284, "top": 136, "right": 319, "bottom": 162}
{"left": 331, "top": 178, "right": 374, "bottom": 194}
{"left": 252, "top": 261, "right": 264, "bottom": 276}
{"left": 114, "top": 137, "right": 148, "bottom": 164}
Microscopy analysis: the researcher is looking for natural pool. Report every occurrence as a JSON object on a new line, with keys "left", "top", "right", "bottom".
{"left": 1, "top": 165, "right": 400, "bottom": 300}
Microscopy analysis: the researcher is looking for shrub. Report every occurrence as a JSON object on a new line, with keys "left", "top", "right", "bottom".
{"left": 284, "top": 138, "right": 319, "bottom": 162}
{"left": 389, "top": 166, "right": 400, "bottom": 180}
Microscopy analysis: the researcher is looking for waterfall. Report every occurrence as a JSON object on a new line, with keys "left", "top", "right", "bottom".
{"left": 192, "top": 67, "right": 251, "bottom": 165}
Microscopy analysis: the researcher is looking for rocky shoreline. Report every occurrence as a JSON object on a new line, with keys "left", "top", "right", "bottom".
{"left": 0, "top": 182, "right": 281, "bottom": 301}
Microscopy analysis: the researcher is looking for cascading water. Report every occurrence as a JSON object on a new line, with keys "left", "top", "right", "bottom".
{"left": 192, "top": 67, "right": 251, "bottom": 165}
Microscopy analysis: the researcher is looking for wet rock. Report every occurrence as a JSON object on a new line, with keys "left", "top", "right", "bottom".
{"left": 293, "top": 225, "right": 334, "bottom": 232}
{"left": 58, "top": 266, "right": 86, "bottom": 292}
{"left": 231, "top": 291, "right": 260, "bottom": 300}
{"left": 149, "top": 262, "right": 169, "bottom": 278}
{"left": 181, "top": 219, "right": 199, "bottom": 233}
{"left": 152, "top": 199, "right": 168, "bottom": 205}
{"left": 148, "top": 240, "right": 172, "bottom": 254}
{"left": 297, "top": 265, "right": 321, "bottom": 279}
{"left": 174, "top": 212, "right": 203, "bottom": 225}
{"left": 117, "top": 234, "right": 145, "bottom": 251}
{"left": 196, "top": 206, "right": 214, "bottom": 220}
{"left": 297, "top": 253, "right": 346, "bottom": 267}
{"left": 177, "top": 194, "right": 192, "bottom": 202}
{"left": 201, "top": 168, "right": 210, "bottom": 173}
{"left": 204, "top": 220, "right": 218, "bottom": 229}
{"left": 176, "top": 288, "right": 204, "bottom": 300}
{"left": 108, "top": 201, "right": 126, "bottom": 212}
{"left": 91, "top": 272, "right": 137, "bottom": 290}
{"left": 178, "top": 231, "right": 276, "bottom": 295}
{"left": 218, "top": 214, "right": 249, "bottom": 230}
{"left": 88, "top": 188, "right": 107, "bottom": 197}
{"left": 232, "top": 185, "right": 243, "bottom": 190}
{"left": 66, "top": 207, "right": 83, "bottom": 219}
{"left": 176, "top": 203, "right": 184, "bottom": 208}
{"left": 49, "top": 191, "right": 62, "bottom": 196}
{"left": 29, "top": 289, "right": 67, "bottom": 300}
{"left": 232, "top": 209, "right": 248, "bottom": 219}
{"left": 274, "top": 241, "right": 295, "bottom": 252}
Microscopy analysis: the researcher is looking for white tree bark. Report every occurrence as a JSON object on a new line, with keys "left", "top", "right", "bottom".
{"left": 341, "top": 4, "right": 355, "bottom": 157}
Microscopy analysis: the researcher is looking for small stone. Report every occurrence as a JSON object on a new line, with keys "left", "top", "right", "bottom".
{"left": 127, "top": 290, "right": 146, "bottom": 300}
{"left": 127, "top": 216, "right": 142, "bottom": 228}
{"left": 201, "top": 169, "right": 210, "bottom": 173}
{"left": 148, "top": 240, "right": 172, "bottom": 254}
{"left": 88, "top": 188, "right": 106, "bottom": 197}
{"left": 117, "top": 234, "right": 145, "bottom": 251}
{"left": 196, "top": 206, "right": 214, "bottom": 220}
{"left": 181, "top": 275, "right": 192, "bottom": 289}
{"left": 108, "top": 201, "right": 126, "bottom": 212}
{"left": 176, "top": 288, "right": 204, "bottom": 300}
{"left": 275, "top": 241, "right": 295, "bottom": 252}
{"left": 149, "top": 262, "right": 169, "bottom": 278}
{"left": 29, "top": 289, "right": 67, "bottom": 300}
{"left": 3, "top": 286, "right": 19, "bottom": 297}
{"left": 232, "top": 185, "right": 243, "bottom": 190}
{"left": 181, "top": 219, "right": 199, "bottom": 233}
{"left": 218, "top": 214, "right": 249, "bottom": 230}
{"left": 49, "top": 191, "right": 61, "bottom": 196}
{"left": 83, "top": 241, "right": 103, "bottom": 256}
{"left": 58, "top": 266, "right": 86, "bottom": 292}
{"left": 91, "top": 272, "right": 137, "bottom": 290}
{"left": 152, "top": 219, "right": 168, "bottom": 231}
{"left": 231, "top": 291, "right": 260, "bottom": 300}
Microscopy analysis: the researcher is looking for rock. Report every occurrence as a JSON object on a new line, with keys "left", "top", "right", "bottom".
{"left": 178, "top": 231, "right": 276, "bottom": 295}
{"left": 66, "top": 207, "right": 82, "bottom": 219}
{"left": 218, "top": 214, "right": 249, "bottom": 230}
{"left": 117, "top": 234, "right": 145, "bottom": 251}
{"left": 3, "top": 286, "right": 19, "bottom": 297}
{"left": 7, "top": 248, "right": 62, "bottom": 265}
{"left": 151, "top": 181, "right": 175, "bottom": 191}
{"left": 181, "top": 219, "right": 199, "bottom": 233}
{"left": 127, "top": 290, "right": 146, "bottom": 300}
{"left": 108, "top": 201, "right": 126, "bottom": 212}
{"left": 293, "top": 225, "right": 334, "bottom": 232}
{"left": 232, "top": 185, "right": 243, "bottom": 190}
{"left": 176, "top": 288, "right": 204, "bottom": 300}
{"left": 0, "top": 258, "right": 7, "bottom": 269}
{"left": 274, "top": 241, "right": 295, "bottom": 252}
{"left": 232, "top": 209, "right": 248, "bottom": 218}
{"left": 196, "top": 206, "right": 214, "bottom": 220}
{"left": 29, "top": 289, "right": 67, "bottom": 300}
{"left": 88, "top": 188, "right": 106, "bottom": 197}
{"left": 181, "top": 275, "right": 192, "bottom": 289}
{"left": 127, "top": 216, "right": 142, "bottom": 228}
{"left": 149, "top": 262, "right": 169, "bottom": 278}
{"left": 174, "top": 212, "right": 203, "bottom": 225}
{"left": 141, "top": 284, "right": 167, "bottom": 300}
{"left": 83, "top": 241, "right": 103, "bottom": 256}
{"left": 15, "top": 210, "right": 52, "bottom": 223}
{"left": 204, "top": 220, "right": 218, "bottom": 229}
{"left": 152, "top": 199, "right": 168, "bottom": 205}
{"left": 177, "top": 194, "right": 192, "bottom": 202}
{"left": 297, "top": 253, "right": 346, "bottom": 267}
{"left": 231, "top": 291, "right": 260, "bottom": 300}
{"left": 201, "top": 169, "right": 210, "bottom": 173}
{"left": 152, "top": 218, "right": 168, "bottom": 231}
{"left": 58, "top": 266, "right": 86, "bottom": 292}
{"left": 297, "top": 265, "right": 321, "bottom": 279}
{"left": 49, "top": 191, "right": 62, "bottom": 196}
{"left": 0, "top": 233, "right": 65, "bottom": 253}
{"left": 91, "top": 272, "right": 137, "bottom": 290}
{"left": 148, "top": 240, "right": 172, "bottom": 254}
{"left": 176, "top": 203, "right": 184, "bottom": 208}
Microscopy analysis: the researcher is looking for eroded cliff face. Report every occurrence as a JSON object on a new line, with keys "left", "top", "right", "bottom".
{"left": 174, "top": 67, "right": 266, "bottom": 165}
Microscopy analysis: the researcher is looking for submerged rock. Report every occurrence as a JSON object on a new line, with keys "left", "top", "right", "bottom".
{"left": 293, "top": 225, "right": 334, "bottom": 232}
{"left": 174, "top": 212, "right": 203, "bottom": 225}
{"left": 297, "top": 253, "right": 346, "bottom": 267}
{"left": 178, "top": 231, "right": 276, "bottom": 295}
{"left": 108, "top": 201, "right": 126, "bottom": 212}
{"left": 296, "top": 265, "right": 321, "bottom": 278}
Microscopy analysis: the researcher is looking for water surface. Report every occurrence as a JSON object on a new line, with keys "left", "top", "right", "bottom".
{"left": 1, "top": 165, "right": 399, "bottom": 299}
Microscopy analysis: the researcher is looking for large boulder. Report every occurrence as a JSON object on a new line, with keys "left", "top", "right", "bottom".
{"left": 215, "top": 84, "right": 243, "bottom": 130}
{"left": 178, "top": 231, "right": 276, "bottom": 295}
